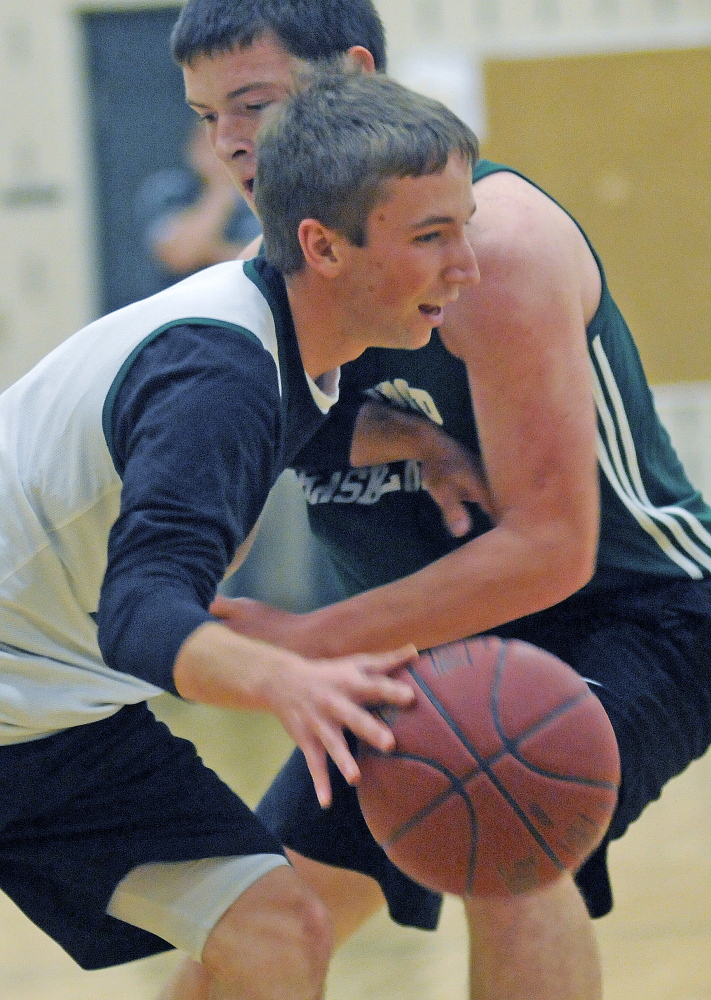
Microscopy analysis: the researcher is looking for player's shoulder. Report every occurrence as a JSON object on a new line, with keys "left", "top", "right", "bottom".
{"left": 440, "top": 169, "right": 598, "bottom": 350}
{"left": 465, "top": 168, "right": 601, "bottom": 326}
{"left": 471, "top": 168, "right": 584, "bottom": 271}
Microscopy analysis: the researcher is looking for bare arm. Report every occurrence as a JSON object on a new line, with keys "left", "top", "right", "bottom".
{"left": 153, "top": 182, "right": 249, "bottom": 273}
{"left": 154, "top": 128, "right": 256, "bottom": 274}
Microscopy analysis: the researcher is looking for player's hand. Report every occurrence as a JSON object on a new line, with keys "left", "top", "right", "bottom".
{"left": 261, "top": 644, "right": 418, "bottom": 808}
{"left": 209, "top": 599, "right": 419, "bottom": 803}
{"left": 419, "top": 436, "right": 495, "bottom": 537}
{"left": 175, "top": 619, "right": 417, "bottom": 808}
{"left": 350, "top": 400, "right": 495, "bottom": 537}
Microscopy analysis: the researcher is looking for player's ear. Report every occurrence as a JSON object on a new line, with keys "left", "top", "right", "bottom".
{"left": 298, "top": 219, "right": 346, "bottom": 277}
{"left": 345, "top": 45, "right": 376, "bottom": 73}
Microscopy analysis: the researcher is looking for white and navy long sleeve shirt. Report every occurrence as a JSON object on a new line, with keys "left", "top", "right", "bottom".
{"left": 0, "top": 257, "right": 337, "bottom": 743}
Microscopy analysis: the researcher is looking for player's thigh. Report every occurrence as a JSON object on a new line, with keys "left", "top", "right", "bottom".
{"left": 571, "top": 620, "right": 711, "bottom": 839}
{"left": 0, "top": 702, "right": 287, "bottom": 969}
{"left": 107, "top": 853, "right": 291, "bottom": 961}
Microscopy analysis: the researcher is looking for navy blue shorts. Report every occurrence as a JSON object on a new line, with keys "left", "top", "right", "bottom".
{"left": 0, "top": 702, "right": 284, "bottom": 970}
{"left": 257, "top": 577, "right": 711, "bottom": 926}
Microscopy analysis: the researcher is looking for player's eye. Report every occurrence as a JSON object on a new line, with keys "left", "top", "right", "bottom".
{"left": 244, "top": 101, "right": 272, "bottom": 113}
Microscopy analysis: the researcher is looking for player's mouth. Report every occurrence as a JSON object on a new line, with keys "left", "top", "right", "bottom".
{"left": 242, "top": 177, "right": 256, "bottom": 201}
{"left": 419, "top": 304, "right": 445, "bottom": 324}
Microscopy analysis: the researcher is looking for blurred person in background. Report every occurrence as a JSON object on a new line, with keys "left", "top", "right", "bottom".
{"left": 134, "top": 119, "right": 262, "bottom": 292}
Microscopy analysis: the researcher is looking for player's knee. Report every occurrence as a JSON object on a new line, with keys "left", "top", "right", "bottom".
{"left": 273, "top": 883, "right": 333, "bottom": 988}
{"left": 464, "top": 871, "right": 586, "bottom": 933}
{"left": 201, "top": 868, "right": 333, "bottom": 996}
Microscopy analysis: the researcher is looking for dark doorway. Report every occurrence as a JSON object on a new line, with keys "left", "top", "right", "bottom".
{"left": 81, "top": 7, "right": 194, "bottom": 313}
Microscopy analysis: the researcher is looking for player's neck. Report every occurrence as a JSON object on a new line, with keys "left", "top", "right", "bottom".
{"left": 286, "top": 274, "right": 362, "bottom": 380}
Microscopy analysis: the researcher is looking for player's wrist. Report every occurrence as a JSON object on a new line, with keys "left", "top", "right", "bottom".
{"left": 173, "top": 620, "right": 292, "bottom": 710}
{"left": 351, "top": 401, "right": 438, "bottom": 466}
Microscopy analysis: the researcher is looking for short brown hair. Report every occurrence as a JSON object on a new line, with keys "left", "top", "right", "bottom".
{"left": 256, "top": 71, "right": 479, "bottom": 275}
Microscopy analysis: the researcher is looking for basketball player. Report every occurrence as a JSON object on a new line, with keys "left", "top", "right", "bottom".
{"left": 0, "top": 73, "right": 485, "bottom": 999}
{"left": 172, "top": 2, "right": 711, "bottom": 998}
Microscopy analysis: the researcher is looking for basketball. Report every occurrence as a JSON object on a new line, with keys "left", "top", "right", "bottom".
{"left": 356, "top": 636, "right": 620, "bottom": 898}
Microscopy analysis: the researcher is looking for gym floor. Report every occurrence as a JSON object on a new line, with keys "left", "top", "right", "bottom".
{"left": 3, "top": 694, "right": 711, "bottom": 1000}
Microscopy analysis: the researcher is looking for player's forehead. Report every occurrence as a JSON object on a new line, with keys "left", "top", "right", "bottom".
{"left": 368, "top": 155, "right": 476, "bottom": 230}
{"left": 184, "top": 31, "right": 308, "bottom": 105}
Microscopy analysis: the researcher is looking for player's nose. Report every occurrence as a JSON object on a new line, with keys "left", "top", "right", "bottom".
{"left": 213, "top": 119, "right": 255, "bottom": 166}
{"left": 445, "top": 236, "right": 480, "bottom": 288}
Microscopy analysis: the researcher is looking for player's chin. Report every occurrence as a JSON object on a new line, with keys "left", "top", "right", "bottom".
{"left": 410, "top": 321, "right": 437, "bottom": 348}
{"left": 394, "top": 310, "right": 439, "bottom": 348}
{"left": 373, "top": 315, "right": 435, "bottom": 351}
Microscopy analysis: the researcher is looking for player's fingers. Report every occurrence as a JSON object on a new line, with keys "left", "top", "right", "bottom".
{"left": 340, "top": 702, "right": 397, "bottom": 755}
{"left": 309, "top": 688, "right": 397, "bottom": 777}
{"left": 422, "top": 481, "right": 473, "bottom": 537}
{"left": 209, "top": 594, "right": 232, "bottom": 611}
{"left": 345, "top": 644, "right": 418, "bottom": 674}
{"left": 342, "top": 650, "right": 417, "bottom": 706}
{"left": 441, "top": 497, "right": 473, "bottom": 538}
{"left": 353, "top": 673, "right": 413, "bottom": 709}
{"left": 301, "top": 726, "right": 362, "bottom": 805}
{"left": 209, "top": 594, "right": 250, "bottom": 620}
{"left": 300, "top": 742, "right": 333, "bottom": 808}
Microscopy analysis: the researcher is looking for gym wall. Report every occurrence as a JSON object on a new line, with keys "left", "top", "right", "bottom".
{"left": 1, "top": 0, "right": 709, "bottom": 391}
{"left": 481, "top": 45, "right": 711, "bottom": 384}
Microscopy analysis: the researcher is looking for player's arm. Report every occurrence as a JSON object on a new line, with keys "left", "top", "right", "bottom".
{"left": 96, "top": 325, "right": 415, "bottom": 804}
{"left": 213, "top": 174, "right": 601, "bottom": 656}
{"left": 153, "top": 186, "right": 248, "bottom": 272}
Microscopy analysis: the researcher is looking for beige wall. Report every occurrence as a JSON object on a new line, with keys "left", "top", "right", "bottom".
{"left": 1, "top": 3, "right": 92, "bottom": 388}
{"left": 1, "top": 1, "right": 709, "bottom": 388}
{"left": 481, "top": 46, "right": 711, "bottom": 383}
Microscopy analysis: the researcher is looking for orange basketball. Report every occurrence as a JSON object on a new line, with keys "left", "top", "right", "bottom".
{"left": 357, "top": 636, "right": 620, "bottom": 897}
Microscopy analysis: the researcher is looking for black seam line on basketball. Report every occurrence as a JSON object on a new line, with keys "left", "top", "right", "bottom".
{"left": 490, "top": 649, "right": 618, "bottom": 792}
{"left": 411, "top": 657, "right": 566, "bottom": 873}
{"left": 377, "top": 750, "right": 480, "bottom": 895}
{"left": 417, "top": 646, "right": 610, "bottom": 791}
